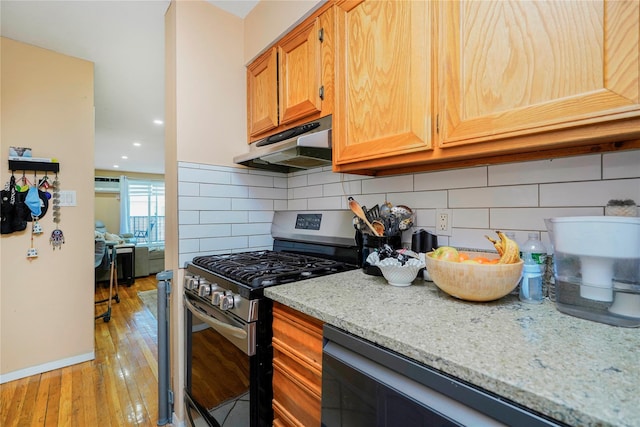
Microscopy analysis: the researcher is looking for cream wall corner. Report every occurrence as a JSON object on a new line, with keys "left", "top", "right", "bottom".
{"left": 0, "top": 37, "right": 95, "bottom": 382}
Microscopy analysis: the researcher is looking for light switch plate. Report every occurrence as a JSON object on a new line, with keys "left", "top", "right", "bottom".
{"left": 58, "top": 190, "right": 77, "bottom": 206}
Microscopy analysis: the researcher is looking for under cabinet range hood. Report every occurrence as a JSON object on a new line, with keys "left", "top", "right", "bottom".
{"left": 234, "top": 115, "right": 332, "bottom": 173}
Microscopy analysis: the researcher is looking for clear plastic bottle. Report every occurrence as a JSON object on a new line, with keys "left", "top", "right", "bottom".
{"left": 519, "top": 252, "right": 543, "bottom": 303}
{"left": 521, "top": 232, "right": 546, "bottom": 275}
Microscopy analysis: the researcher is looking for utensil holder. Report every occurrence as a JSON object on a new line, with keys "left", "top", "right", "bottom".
{"left": 361, "top": 234, "right": 402, "bottom": 276}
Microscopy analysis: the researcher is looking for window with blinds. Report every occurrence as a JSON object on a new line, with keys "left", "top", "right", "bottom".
{"left": 127, "top": 179, "right": 165, "bottom": 246}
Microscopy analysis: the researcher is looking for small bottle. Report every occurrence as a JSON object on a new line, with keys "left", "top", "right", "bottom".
{"left": 520, "top": 252, "right": 543, "bottom": 304}
{"left": 521, "top": 232, "right": 546, "bottom": 275}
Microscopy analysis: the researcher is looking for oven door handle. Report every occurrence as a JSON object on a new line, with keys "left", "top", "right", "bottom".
{"left": 184, "top": 297, "right": 248, "bottom": 340}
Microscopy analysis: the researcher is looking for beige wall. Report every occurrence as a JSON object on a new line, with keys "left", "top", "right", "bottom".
{"left": 244, "top": 0, "right": 324, "bottom": 63}
{"left": 165, "top": 0, "right": 327, "bottom": 420}
{"left": 0, "top": 38, "right": 95, "bottom": 381}
{"left": 173, "top": 0, "right": 246, "bottom": 167}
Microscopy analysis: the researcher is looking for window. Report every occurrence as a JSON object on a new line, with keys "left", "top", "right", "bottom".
{"left": 126, "top": 179, "right": 165, "bottom": 247}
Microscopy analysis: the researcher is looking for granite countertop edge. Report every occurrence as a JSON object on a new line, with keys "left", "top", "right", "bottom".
{"left": 264, "top": 269, "right": 640, "bottom": 427}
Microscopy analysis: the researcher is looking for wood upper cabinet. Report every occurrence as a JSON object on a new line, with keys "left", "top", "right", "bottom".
{"left": 332, "top": 0, "right": 640, "bottom": 176}
{"left": 247, "top": 47, "right": 278, "bottom": 137}
{"left": 272, "top": 302, "right": 323, "bottom": 427}
{"left": 247, "top": 6, "right": 334, "bottom": 142}
{"left": 332, "top": 0, "right": 433, "bottom": 166}
{"left": 439, "top": 0, "right": 640, "bottom": 149}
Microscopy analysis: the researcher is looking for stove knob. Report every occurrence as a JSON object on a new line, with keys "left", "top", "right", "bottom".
{"left": 198, "top": 283, "right": 211, "bottom": 297}
{"left": 219, "top": 294, "right": 238, "bottom": 311}
{"left": 185, "top": 276, "right": 199, "bottom": 290}
{"left": 211, "top": 290, "right": 224, "bottom": 306}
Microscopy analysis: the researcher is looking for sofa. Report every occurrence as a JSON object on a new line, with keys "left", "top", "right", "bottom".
{"left": 95, "top": 220, "right": 164, "bottom": 283}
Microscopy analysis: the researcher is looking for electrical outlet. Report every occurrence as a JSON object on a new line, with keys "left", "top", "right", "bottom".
{"left": 436, "top": 209, "right": 452, "bottom": 236}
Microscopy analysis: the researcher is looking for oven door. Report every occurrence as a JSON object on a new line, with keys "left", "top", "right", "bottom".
{"left": 184, "top": 293, "right": 255, "bottom": 427}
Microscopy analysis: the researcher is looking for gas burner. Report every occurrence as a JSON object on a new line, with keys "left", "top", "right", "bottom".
{"left": 192, "top": 251, "right": 354, "bottom": 288}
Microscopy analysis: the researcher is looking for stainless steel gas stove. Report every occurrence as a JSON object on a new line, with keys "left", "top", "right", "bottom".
{"left": 183, "top": 210, "right": 359, "bottom": 427}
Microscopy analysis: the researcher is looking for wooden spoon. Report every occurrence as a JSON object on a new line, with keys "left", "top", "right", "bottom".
{"left": 371, "top": 220, "right": 385, "bottom": 236}
{"left": 348, "top": 197, "right": 382, "bottom": 236}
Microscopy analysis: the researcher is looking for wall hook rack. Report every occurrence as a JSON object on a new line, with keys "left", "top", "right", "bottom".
{"left": 8, "top": 160, "right": 60, "bottom": 173}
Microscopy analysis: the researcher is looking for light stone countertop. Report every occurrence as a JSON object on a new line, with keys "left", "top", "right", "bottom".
{"left": 264, "top": 269, "right": 640, "bottom": 427}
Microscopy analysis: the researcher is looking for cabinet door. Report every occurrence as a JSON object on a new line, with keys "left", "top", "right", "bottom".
{"left": 247, "top": 47, "right": 278, "bottom": 138}
{"left": 440, "top": 0, "right": 640, "bottom": 147}
{"left": 272, "top": 303, "right": 323, "bottom": 427}
{"left": 279, "top": 18, "right": 323, "bottom": 126}
{"left": 333, "top": 0, "right": 432, "bottom": 166}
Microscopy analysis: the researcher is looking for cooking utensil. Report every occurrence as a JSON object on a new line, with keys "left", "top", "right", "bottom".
{"left": 348, "top": 197, "right": 382, "bottom": 236}
{"left": 371, "top": 220, "right": 385, "bottom": 236}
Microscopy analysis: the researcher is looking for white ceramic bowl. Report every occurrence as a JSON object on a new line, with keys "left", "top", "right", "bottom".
{"left": 367, "top": 252, "right": 425, "bottom": 286}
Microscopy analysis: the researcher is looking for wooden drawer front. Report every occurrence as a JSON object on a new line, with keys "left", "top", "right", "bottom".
{"left": 272, "top": 361, "right": 321, "bottom": 427}
{"left": 272, "top": 303, "right": 323, "bottom": 367}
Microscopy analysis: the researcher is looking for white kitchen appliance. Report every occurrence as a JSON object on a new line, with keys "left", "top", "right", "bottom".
{"left": 548, "top": 216, "right": 640, "bottom": 327}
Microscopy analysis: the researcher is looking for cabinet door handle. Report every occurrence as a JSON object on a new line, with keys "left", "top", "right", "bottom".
{"left": 319, "top": 86, "right": 325, "bottom": 100}
{"left": 318, "top": 27, "right": 324, "bottom": 43}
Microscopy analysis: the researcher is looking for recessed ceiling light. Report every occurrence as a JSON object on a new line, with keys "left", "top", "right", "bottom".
{"left": 121, "top": 155, "right": 128, "bottom": 160}
{"left": 153, "top": 119, "right": 164, "bottom": 125}
{"left": 133, "top": 142, "right": 142, "bottom": 147}
{"left": 113, "top": 165, "right": 119, "bottom": 168}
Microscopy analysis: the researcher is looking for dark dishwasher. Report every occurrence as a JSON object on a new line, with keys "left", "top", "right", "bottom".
{"left": 321, "top": 325, "right": 563, "bottom": 427}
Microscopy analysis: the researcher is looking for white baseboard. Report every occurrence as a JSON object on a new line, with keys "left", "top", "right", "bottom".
{"left": 0, "top": 351, "right": 95, "bottom": 384}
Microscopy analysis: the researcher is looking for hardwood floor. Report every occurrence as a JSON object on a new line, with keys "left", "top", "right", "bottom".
{"left": 1, "top": 275, "right": 162, "bottom": 427}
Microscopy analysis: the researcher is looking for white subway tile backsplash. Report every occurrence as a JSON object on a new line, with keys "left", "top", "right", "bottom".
{"left": 200, "top": 236, "right": 249, "bottom": 252}
{"left": 540, "top": 179, "right": 640, "bottom": 207}
{"left": 249, "top": 234, "right": 274, "bottom": 248}
{"left": 232, "top": 222, "right": 271, "bottom": 236}
{"left": 179, "top": 224, "right": 231, "bottom": 239}
{"left": 232, "top": 198, "right": 274, "bottom": 211}
{"left": 287, "top": 199, "right": 308, "bottom": 211}
{"left": 274, "top": 200, "right": 288, "bottom": 211}
{"left": 450, "top": 185, "right": 538, "bottom": 208}
{"left": 231, "top": 172, "right": 275, "bottom": 188}
{"left": 200, "top": 183, "right": 248, "bottom": 198}
{"left": 413, "top": 209, "right": 436, "bottom": 228}
{"left": 179, "top": 167, "right": 231, "bottom": 184}
{"left": 391, "top": 191, "right": 447, "bottom": 209}
{"left": 449, "top": 228, "right": 496, "bottom": 251}
{"left": 490, "top": 207, "right": 603, "bottom": 232}
{"left": 292, "top": 185, "right": 322, "bottom": 199}
{"left": 249, "top": 211, "right": 274, "bottom": 223}
{"left": 323, "top": 181, "right": 362, "bottom": 197}
{"left": 179, "top": 196, "right": 232, "bottom": 211}
{"left": 177, "top": 154, "right": 640, "bottom": 259}
{"left": 274, "top": 177, "right": 288, "bottom": 188}
{"left": 179, "top": 210, "right": 199, "bottom": 225}
{"left": 488, "top": 155, "right": 601, "bottom": 186}
{"left": 248, "top": 186, "right": 287, "bottom": 199}
{"left": 200, "top": 210, "right": 248, "bottom": 224}
{"left": 178, "top": 181, "right": 199, "bottom": 196}
{"left": 603, "top": 150, "right": 640, "bottom": 179}
{"left": 288, "top": 174, "right": 308, "bottom": 188}
{"left": 453, "top": 209, "right": 489, "bottom": 228}
{"left": 414, "top": 167, "right": 487, "bottom": 191}
{"left": 308, "top": 196, "right": 342, "bottom": 210}
{"left": 362, "top": 175, "right": 413, "bottom": 194}
{"left": 308, "top": 170, "right": 342, "bottom": 186}
{"left": 179, "top": 238, "right": 200, "bottom": 254}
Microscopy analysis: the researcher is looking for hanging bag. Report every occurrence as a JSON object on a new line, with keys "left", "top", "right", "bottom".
{"left": 1, "top": 175, "right": 28, "bottom": 234}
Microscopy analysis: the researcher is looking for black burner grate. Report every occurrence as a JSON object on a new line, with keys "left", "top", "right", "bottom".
{"left": 192, "top": 250, "right": 350, "bottom": 288}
